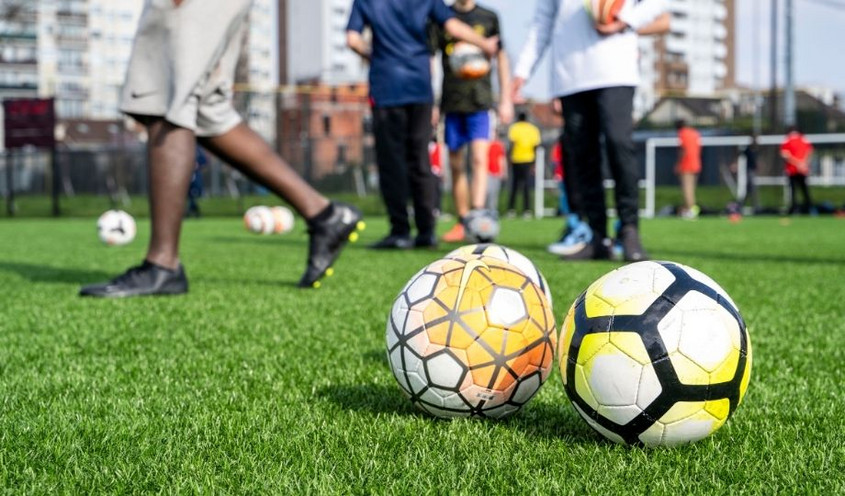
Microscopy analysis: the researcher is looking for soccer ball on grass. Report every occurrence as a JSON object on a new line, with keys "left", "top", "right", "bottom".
{"left": 386, "top": 254, "right": 557, "bottom": 419}
{"left": 97, "top": 210, "right": 136, "bottom": 246}
{"left": 560, "top": 261, "right": 751, "bottom": 446}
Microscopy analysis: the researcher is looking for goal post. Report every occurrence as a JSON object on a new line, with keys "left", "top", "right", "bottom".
{"left": 535, "top": 133, "right": 845, "bottom": 219}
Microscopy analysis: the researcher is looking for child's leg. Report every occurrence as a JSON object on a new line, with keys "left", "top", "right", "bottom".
{"left": 469, "top": 139, "right": 490, "bottom": 210}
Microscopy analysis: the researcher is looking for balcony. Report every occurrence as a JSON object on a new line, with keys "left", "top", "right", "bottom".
{"left": 0, "top": 30, "right": 37, "bottom": 40}
{"left": 56, "top": 11, "right": 88, "bottom": 25}
{"left": 0, "top": 56, "right": 37, "bottom": 65}
{"left": 0, "top": 82, "right": 38, "bottom": 91}
{"left": 57, "top": 62, "right": 88, "bottom": 75}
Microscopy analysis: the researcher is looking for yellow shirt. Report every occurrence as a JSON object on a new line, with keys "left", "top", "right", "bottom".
{"left": 508, "top": 121, "right": 542, "bottom": 164}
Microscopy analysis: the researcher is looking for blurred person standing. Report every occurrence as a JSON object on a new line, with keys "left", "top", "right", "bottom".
{"left": 428, "top": 135, "right": 444, "bottom": 217}
{"left": 347, "top": 0, "right": 499, "bottom": 249}
{"left": 430, "top": 0, "right": 513, "bottom": 243}
{"left": 550, "top": 135, "right": 571, "bottom": 217}
{"left": 80, "top": 0, "right": 364, "bottom": 297}
{"left": 739, "top": 135, "right": 760, "bottom": 213}
{"left": 486, "top": 133, "right": 507, "bottom": 212}
{"left": 506, "top": 112, "right": 541, "bottom": 218}
{"left": 185, "top": 146, "right": 207, "bottom": 219}
{"left": 675, "top": 119, "right": 701, "bottom": 219}
{"left": 780, "top": 126, "right": 814, "bottom": 215}
{"left": 514, "top": 0, "right": 669, "bottom": 260}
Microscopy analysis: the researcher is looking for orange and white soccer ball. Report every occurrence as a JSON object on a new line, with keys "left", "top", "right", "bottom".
{"left": 560, "top": 261, "right": 752, "bottom": 446}
{"left": 448, "top": 42, "right": 491, "bottom": 80}
{"left": 386, "top": 254, "right": 557, "bottom": 419}
{"left": 243, "top": 206, "right": 275, "bottom": 235}
{"left": 586, "top": 0, "right": 626, "bottom": 25}
{"left": 97, "top": 209, "right": 136, "bottom": 246}
{"left": 270, "top": 206, "right": 295, "bottom": 234}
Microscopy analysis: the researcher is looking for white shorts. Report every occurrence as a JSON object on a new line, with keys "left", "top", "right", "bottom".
{"left": 120, "top": 0, "right": 253, "bottom": 136}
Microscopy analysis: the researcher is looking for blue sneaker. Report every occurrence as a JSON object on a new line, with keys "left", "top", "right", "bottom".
{"left": 547, "top": 217, "right": 593, "bottom": 256}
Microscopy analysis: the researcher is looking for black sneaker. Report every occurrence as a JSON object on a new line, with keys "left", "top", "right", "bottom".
{"left": 368, "top": 234, "right": 413, "bottom": 250}
{"left": 561, "top": 238, "right": 611, "bottom": 261}
{"left": 414, "top": 233, "right": 438, "bottom": 249}
{"left": 79, "top": 261, "right": 188, "bottom": 298}
{"left": 620, "top": 224, "right": 649, "bottom": 262}
{"left": 299, "top": 202, "right": 365, "bottom": 289}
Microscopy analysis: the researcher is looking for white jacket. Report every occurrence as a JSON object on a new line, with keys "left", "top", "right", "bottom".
{"left": 515, "top": 0, "right": 667, "bottom": 98}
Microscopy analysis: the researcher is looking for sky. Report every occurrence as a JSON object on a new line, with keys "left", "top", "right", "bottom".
{"left": 472, "top": 0, "right": 845, "bottom": 100}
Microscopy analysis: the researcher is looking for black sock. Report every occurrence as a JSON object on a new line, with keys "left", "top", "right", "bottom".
{"left": 307, "top": 203, "right": 335, "bottom": 226}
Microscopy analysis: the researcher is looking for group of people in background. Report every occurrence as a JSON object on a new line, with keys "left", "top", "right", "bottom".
{"left": 79, "top": 0, "right": 820, "bottom": 299}
{"left": 349, "top": 0, "right": 671, "bottom": 262}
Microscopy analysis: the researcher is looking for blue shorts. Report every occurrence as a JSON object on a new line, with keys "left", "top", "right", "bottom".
{"left": 444, "top": 111, "right": 491, "bottom": 151}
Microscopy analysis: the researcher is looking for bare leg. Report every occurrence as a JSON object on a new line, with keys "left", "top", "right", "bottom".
{"left": 145, "top": 119, "right": 196, "bottom": 269}
{"left": 449, "top": 148, "right": 470, "bottom": 219}
{"left": 199, "top": 123, "right": 329, "bottom": 219}
{"left": 469, "top": 139, "right": 490, "bottom": 210}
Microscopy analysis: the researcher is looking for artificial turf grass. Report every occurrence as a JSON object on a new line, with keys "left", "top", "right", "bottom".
{"left": 1, "top": 216, "right": 844, "bottom": 493}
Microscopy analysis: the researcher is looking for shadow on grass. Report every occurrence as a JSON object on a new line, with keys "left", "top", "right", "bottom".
{"left": 318, "top": 381, "right": 601, "bottom": 444}
{"left": 502, "top": 400, "right": 601, "bottom": 444}
{"left": 656, "top": 248, "right": 845, "bottom": 266}
{"left": 0, "top": 261, "right": 111, "bottom": 284}
{"left": 317, "top": 382, "right": 421, "bottom": 417}
{"left": 193, "top": 275, "right": 299, "bottom": 288}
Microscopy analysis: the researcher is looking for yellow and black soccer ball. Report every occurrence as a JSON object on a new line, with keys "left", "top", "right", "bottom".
{"left": 560, "top": 261, "right": 751, "bottom": 446}
{"left": 387, "top": 254, "right": 556, "bottom": 419}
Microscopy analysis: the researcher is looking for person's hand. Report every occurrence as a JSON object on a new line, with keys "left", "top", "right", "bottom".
{"left": 552, "top": 98, "right": 562, "bottom": 116}
{"left": 797, "top": 160, "right": 810, "bottom": 175}
{"left": 481, "top": 36, "right": 500, "bottom": 58}
{"left": 595, "top": 20, "right": 628, "bottom": 36}
{"left": 498, "top": 99, "right": 514, "bottom": 125}
{"left": 512, "top": 77, "right": 526, "bottom": 104}
{"left": 431, "top": 106, "right": 440, "bottom": 129}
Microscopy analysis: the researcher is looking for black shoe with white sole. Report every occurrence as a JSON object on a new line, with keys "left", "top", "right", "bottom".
{"left": 79, "top": 261, "right": 188, "bottom": 298}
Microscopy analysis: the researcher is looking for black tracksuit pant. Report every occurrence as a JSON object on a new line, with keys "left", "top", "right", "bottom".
{"left": 507, "top": 162, "right": 533, "bottom": 213}
{"left": 560, "top": 86, "right": 639, "bottom": 238}
{"left": 788, "top": 174, "right": 813, "bottom": 214}
{"left": 372, "top": 104, "right": 437, "bottom": 238}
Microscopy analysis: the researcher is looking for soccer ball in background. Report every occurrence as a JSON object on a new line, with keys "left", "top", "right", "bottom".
{"left": 448, "top": 42, "right": 491, "bottom": 80}
{"left": 560, "top": 261, "right": 751, "bottom": 446}
{"left": 586, "top": 0, "right": 626, "bottom": 25}
{"left": 97, "top": 210, "right": 136, "bottom": 246}
{"left": 386, "top": 254, "right": 557, "bottom": 419}
{"left": 463, "top": 209, "right": 500, "bottom": 243}
{"left": 270, "top": 206, "right": 295, "bottom": 234}
{"left": 243, "top": 206, "right": 276, "bottom": 235}
{"left": 446, "top": 243, "right": 553, "bottom": 307}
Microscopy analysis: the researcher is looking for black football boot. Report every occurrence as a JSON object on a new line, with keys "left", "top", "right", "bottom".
{"left": 298, "top": 202, "right": 365, "bottom": 288}
{"left": 79, "top": 261, "right": 188, "bottom": 298}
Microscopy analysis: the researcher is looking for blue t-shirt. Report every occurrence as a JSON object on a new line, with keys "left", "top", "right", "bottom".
{"left": 347, "top": 0, "right": 453, "bottom": 107}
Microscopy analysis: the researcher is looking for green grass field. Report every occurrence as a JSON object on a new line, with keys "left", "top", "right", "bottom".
{"left": 1, "top": 215, "right": 844, "bottom": 493}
